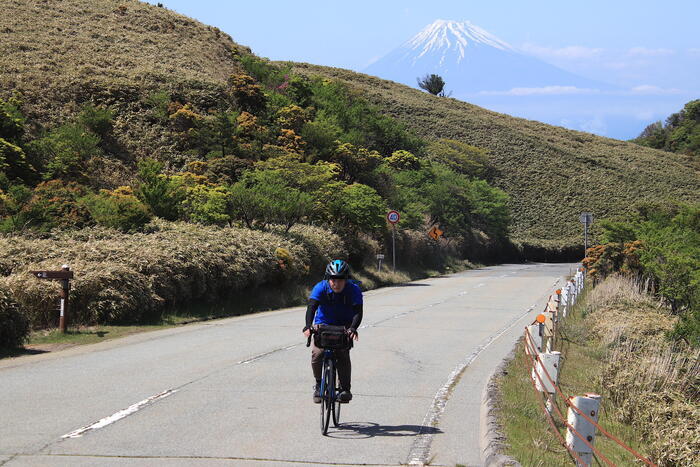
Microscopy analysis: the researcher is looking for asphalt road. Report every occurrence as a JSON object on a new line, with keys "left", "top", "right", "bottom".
{"left": 0, "top": 263, "right": 574, "bottom": 467}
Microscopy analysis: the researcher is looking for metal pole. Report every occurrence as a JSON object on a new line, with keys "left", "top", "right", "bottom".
{"left": 60, "top": 265, "right": 70, "bottom": 333}
{"left": 392, "top": 225, "right": 396, "bottom": 273}
{"left": 584, "top": 219, "right": 588, "bottom": 257}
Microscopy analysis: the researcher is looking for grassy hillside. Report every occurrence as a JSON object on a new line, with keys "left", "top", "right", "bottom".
{"left": 287, "top": 63, "right": 699, "bottom": 244}
{"left": 1, "top": 0, "right": 697, "bottom": 247}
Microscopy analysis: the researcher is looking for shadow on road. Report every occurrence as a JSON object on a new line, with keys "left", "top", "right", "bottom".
{"left": 326, "top": 422, "right": 442, "bottom": 439}
{"left": 0, "top": 347, "right": 49, "bottom": 360}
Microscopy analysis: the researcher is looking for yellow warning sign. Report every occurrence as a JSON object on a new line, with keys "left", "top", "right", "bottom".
{"left": 427, "top": 225, "right": 444, "bottom": 241}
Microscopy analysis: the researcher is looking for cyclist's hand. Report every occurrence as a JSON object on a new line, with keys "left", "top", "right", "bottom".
{"left": 347, "top": 328, "right": 358, "bottom": 341}
{"left": 303, "top": 328, "right": 312, "bottom": 338}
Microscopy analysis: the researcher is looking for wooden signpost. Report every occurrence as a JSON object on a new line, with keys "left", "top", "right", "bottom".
{"left": 30, "top": 265, "right": 73, "bottom": 333}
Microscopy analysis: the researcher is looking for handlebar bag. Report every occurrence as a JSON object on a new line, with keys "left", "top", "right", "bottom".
{"left": 314, "top": 325, "right": 351, "bottom": 350}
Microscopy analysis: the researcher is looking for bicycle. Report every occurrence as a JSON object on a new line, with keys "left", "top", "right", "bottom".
{"left": 307, "top": 327, "right": 351, "bottom": 435}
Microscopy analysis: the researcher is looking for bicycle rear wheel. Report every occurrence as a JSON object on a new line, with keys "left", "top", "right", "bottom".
{"left": 320, "top": 358, "right": 332, "bottom": 435}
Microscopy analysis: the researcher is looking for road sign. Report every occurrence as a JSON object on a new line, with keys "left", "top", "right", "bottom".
{"left": 30, "top": 270, "right": 74, "bottom": 280}
{"left": 386, "top": 210, "right": 400, "bottom": 224}
{"left": 427, "top": 225, "right": 444, "bottom": 241}
{"left": 579, "top": 212, "right": 593, "bottom": 224}
{"left": 376, "top": 254, "right": 385, "bottom": 260}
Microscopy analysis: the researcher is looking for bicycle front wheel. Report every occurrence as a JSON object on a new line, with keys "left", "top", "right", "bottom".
{"left": 332, "top": 365, "right": 341, "bottom": 427}
{"left": 320, "top": 358, "right": 333, "bottom": 435}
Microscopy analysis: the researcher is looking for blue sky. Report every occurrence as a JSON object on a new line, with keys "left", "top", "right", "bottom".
{"left": 144, "top": 0, "right": 699, "bottom": 138}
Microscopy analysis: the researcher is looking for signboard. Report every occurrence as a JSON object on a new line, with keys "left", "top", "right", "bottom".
{"left": 386, "top": 210, "right": 400, "bottom": 224}
{"left": 376, "top": 254, "right": 385, "bottom": 260}
{"left": 30, "top": 270, "right": 74, "bottom": 280}
{"left": 427, "top": 225, "right": 444, "bottom": 241}
{"left": 579, "top": 212, "right": 593, "bottom": 224}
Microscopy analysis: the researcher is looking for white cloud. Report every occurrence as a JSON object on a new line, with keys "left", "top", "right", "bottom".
{"left": 480, "top": 86, "right": 600, "bottom": 96}
{"left": 520, "top": 43, "right": 603, "bottom": 60}
{"left": 579, "top": 117, "right": 607, "bottom": 135}
{"left": 627, "top": 47, "right": 675, "bottom": 56}
{"left": 630, "top": 85, "right": 682, "bottom": 95}
{"left": 688, "top": 48, "right": 700, "bottom": 56}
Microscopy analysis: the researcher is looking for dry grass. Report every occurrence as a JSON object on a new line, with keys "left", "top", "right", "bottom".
{"left": 0, "top": 219, "right": 346, "bottom": 326}
{"left": 1, "top": 0, "right": 246, "bottom": 92}
{"left": 584, "top": 275, "right": 699, "bottom": 466}
{"left": 498, "top": 274, "right": 699, "bottom": 465}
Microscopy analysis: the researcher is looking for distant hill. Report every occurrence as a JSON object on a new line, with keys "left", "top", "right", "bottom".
{"left": 1, "top": 0, "right": 697, "bottom": 247}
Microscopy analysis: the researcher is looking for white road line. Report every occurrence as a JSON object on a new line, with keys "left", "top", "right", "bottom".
{"left": 405, "top": 304, "right": 536, "bottom": 465}
{"left": 406, "top": 277, "right": 562, "bottom": 465}
{"left": 61, "top": 389, "right": 178, "bottom": 439}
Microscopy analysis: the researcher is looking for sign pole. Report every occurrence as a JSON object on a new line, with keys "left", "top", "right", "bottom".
{"left": 579, "top": 212, "right": 593, "bottom": 260}
{"left": 60, "top": 265, "right": 70, "bottom": 333}
{"left": 386, "top": 210, "right": 400, "bottom": 273}
{"left": 392, "top": 225, "right": 396, "bottom": 272}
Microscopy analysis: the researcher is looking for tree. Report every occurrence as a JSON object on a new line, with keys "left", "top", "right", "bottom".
{"left": 417, "top": 74, "right": 450, "bottom": 97}
{"left": 229, "top": 170, "right": 315, "bottom": 231}
{"left": 135, "top": 158, "right": 185, "bottom": 220}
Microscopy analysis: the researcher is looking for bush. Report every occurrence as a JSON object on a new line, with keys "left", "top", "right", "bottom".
{"left": 82, "top": 187, "right": 152, "bottom": 232}
{"left": 77, "top": 104, "right": 113, "bottom": 137}
{"left": 135, "top": 158, "right": 185, "bottom": 220}
{"left": 180, "top": 184, "right": 230, "bottom": 226}
{"left": 12, "top": 180, "right": 93, "bottom": 231}
{"left": 330, "top": 183, "right": 386, "bottom": 236}
{"left": 40, "top": 124, "right": 102, "bottom": 181}
{"left": 0, "top": 137, "right": 35, "bottom": 183}
{"left": 0, "top": 287, "right": 29, "bottom": 348}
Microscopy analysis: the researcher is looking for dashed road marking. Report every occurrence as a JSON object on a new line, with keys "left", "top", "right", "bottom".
{"left": 61, "top": 389, "right": 178, "bottom": 439}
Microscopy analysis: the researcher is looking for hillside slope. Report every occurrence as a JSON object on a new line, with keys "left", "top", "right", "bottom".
{"left": 1, "top": 0, "right": 697, "bottom": 247}
{"left": 288, "top": 63, "right": 699, "bottom": 244}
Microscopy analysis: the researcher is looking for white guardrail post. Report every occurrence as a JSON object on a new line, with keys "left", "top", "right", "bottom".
{"left": 526, "top": 323, "right": 543, "bottom": 355}
{"left": 533, "top": 351, "right": 561, "bottom": 414}
{"left": 566, "top": 393, "right": 601, "bottom": 466}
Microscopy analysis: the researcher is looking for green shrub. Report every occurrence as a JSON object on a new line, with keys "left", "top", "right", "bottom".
{"left": 181, "top": 184, "right": 231, "bottom": 226}
{"left": 0, "top": 137, "right": 35, "bottom": 183}
{"left": 14, "top": 180, "right": 93, "bottom": 231}
{"left": 229, "top": 170, "right": 315, "bottom": 231}
{"left": 77, "top": 103, "right": 113, "bottom": 137}
{"left": 135, "top": 158, "right": 185, "bottom": 220}
{"left": 0, "top": 287, "right": 29, "bottom": 349}
{"left": 330, "top": 183, "right": 386, "bottom": 236}
{"left": 0, "top": 97, "right": 25, "bottom": 143}
{"left": 82, "top": 187, "right": 152, "bottom": 232}
{"left": 40, "top": 124, "right": 102, "bottom": 181}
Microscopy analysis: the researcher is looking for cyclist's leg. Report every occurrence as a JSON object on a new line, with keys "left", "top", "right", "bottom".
{"left": 311, "top": 341, "right": 324, "bottom": 402}
{"left": 335, "top": 349, "right": 352, "bottom": 398}
{"left": 311, "top": 341, "right": 324, "bottom": 381}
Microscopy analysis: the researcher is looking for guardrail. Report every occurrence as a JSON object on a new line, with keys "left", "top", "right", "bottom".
{"left": 521, "top": 268, "right": 657, "bottom": 467}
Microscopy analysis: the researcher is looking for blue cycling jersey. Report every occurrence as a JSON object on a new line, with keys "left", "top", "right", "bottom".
{"left": 310, "top": 280, "right": 363, "bottom": 326}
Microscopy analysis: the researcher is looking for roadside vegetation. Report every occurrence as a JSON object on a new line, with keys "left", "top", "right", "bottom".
{"left": 497, "top": 275, "right": 698, "bottom": 466}
{"left": 496, "top": 204, "right": 699, "bottom": 465}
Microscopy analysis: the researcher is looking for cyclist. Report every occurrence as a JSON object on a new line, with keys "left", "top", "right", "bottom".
{"left": 302, "top": 259, "right": 362, "bottom": 404}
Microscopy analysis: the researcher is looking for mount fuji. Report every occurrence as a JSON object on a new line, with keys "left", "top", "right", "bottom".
{"left": 364, "top": 19, "right": 610, "bottom": 96}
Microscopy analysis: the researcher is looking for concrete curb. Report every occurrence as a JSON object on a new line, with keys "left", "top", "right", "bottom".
{"left": 480, "top": 343, "right": 522, "bottom": 467}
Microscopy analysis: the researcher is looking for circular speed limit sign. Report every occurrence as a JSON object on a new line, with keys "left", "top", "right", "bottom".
{"left": 386, "top": 210, "right": 400, "bottom": 224}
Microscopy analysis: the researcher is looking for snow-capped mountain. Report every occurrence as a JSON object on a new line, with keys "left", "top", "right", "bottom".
{"left": 364, "top": 19, "right": 608, "bottom": 95}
